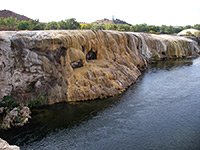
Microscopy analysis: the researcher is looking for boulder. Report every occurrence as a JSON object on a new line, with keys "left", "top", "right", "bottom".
{"left": 1, "top": 106, "right": 31, "bottom": 129}
{"left": 0, "top": 138, "right": 20, "bottom": 150}
{"left": 177, "top": 29, "right": 200, "bottom": 38}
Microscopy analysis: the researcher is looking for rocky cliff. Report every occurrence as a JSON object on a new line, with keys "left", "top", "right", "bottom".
{"left": 0, "top": 30, "right": 199, "bottom": 105}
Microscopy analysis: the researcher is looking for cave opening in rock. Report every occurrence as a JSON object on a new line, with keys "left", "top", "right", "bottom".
{"left": 82, "top": 46, "right": 86, "bottom": 53}
{"left": 86, "top": 48, "right": 97, "bottom": 61}
{"left": 70, "top": 59, "right": 83, "bottom": 69}
{"left": 162, "top": 51, "right": 166, "bottom": 55}
{"left": 54, "top": 47, "right": 67, "bottom": 64}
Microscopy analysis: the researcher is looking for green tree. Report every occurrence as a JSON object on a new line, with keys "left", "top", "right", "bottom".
{"left": 0, "top": 17, "right": 5, "bottom": 29}
{"left": 45, "top": 21, "right": 60, "bottom": 30}
{"left": 117, "top": 24, "right": 130, "bottom": 31}
{"left": 28, "top": 19, "right": 44, "bottom": 30}
{"left": 184, "top": 25, "right": 192, "bottom": 30}
{"left": 17, "top": 20, "right": 30, "bottom": 30}
{"left": 65, "top": 18, "right": 81, "bottom": 29}
{"left": 58, "top": 20, "right": 67, "bottom": 29}
{"left": 105, "top": 24, "right": 117, "bottom": 30}
{"left": 132, "top": 24, "right": 144, "bottom": 32}
{"left": 92, "top": 24, "right": 105, "bottom": 30}
{"left": 173, "top": 26, "right": 183, "bottom": 33}
{"left": 148, "top": 25, "right": 160, "bottom": 33}
{"left": 160, "top": 25, "right": 167, "bottom": 34}
{"left": 194, "top": 24, "right": 200, "bottom": 30}
{"left": 3, "top": 17, "right": 18, "bottom": 29}
{"left": 165, "top": 25, "right": 174, "bottom": 34}
{"left": 57, "top": 18, "right": 80, "bottom": 29}
{"left": 17, "top": 19, "right": 45, "bottom": 30}
{"left": 81, "top": 23, "right": 94, "bottom": 29}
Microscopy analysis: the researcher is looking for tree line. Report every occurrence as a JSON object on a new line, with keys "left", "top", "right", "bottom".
{"left": 0, "top": 17, "right": 200, "bottom": 34}
{"left": 0, "top": 17, "right": 80, "bottom": 30}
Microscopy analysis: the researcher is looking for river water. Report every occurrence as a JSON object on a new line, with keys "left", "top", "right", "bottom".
{"left": 1, "top": 58, "right": 200, "bottom": 150}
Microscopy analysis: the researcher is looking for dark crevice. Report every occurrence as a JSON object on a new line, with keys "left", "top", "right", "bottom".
{"left": 55, "top": 47, "right": 67, "bottom": 64}
{"left": 86, "top": 48, "right": 97, "bottom": 61}
{"left": 127, "top": 39, "right": 130, "bottom": 46}
{"left": 70, "top": 59, "right": 83, "bottom": 69}
{"left": 82, "top": 46, "right": 86, "bottom": 53}
{"left": 58, "top": 41, "right": 62, "bottom": 45}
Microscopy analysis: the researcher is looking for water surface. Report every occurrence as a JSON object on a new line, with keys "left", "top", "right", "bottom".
{"left": 1, "top": 58, "right": 200, "bottom": 150}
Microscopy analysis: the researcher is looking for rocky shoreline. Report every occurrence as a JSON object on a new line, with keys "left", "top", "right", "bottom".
{"left": 0, "top": 30, "right": 200, "bottom": 130}
{"left": 0, "top": 30, "right": 199, "bottom": 149}
{"left": 0, "top": 138, "right": 20, "bottom": 150}
{"left": 1, "top": 30, "right": 199, "bottom": 104}
{"left": 0, "top": 106, "right": 31, "bottom": 130}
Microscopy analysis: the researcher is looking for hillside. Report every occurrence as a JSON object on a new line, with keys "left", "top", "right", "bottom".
{"left": 93, "top": 18, "right": 132, "bottom": 26}
{"left": 0, "top": 9, "right": 30, "bottom": 21}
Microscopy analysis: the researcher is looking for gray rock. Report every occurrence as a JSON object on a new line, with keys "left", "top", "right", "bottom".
{"left": 0, "top": 107, "right": 4, "bottom": 114}
{"left": 0, "top": 138, "right": 20, "bottom": 150}
{"left": 35, "top": 80, "right": 41, "bottom": 88}
{"left": 1, "top": 106, "right": 31, "bottom": 129}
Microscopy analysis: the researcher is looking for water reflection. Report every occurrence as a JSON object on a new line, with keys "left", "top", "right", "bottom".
{"left": 148, "top": 58, "right": 193, "bottom": 73}
{"left": 0, "top": 94, "right": 123, "bottom": 146}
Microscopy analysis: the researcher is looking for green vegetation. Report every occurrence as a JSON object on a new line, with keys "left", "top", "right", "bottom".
{"left": 17, "top": 19, "right": 45, "bottom": 30}
{"left": 26, "top": 81, "right": 36, "bottom": 90}
{"left": 0, "top": 16, "right": 200, "bottom": 34}
{"left": 151, "top": 52, "right": 160, "bottom": 62}
{"left": 0, "top": 96, "right": 20, "bottom": 108}
{"left": 28, "top": 92, "right": 47, "bottom": 107}
{"left": 186, "top": 31, "right": 193, "bottom": 36}
{"left": 0, "top": 17, "right": 80, "bottom": 31}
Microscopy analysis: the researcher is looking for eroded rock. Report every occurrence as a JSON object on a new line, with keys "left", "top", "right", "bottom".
{"left": 0, "top": 30, "right": 199, "bottom": 105}
{"left": 0, "top": 138, "right": 20, "bottom": 150}
{"left": 1, "top": 106, "right": 31, "bottom": 129}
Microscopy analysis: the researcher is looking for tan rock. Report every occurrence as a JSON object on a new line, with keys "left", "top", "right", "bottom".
{"left": 0, "top": 30, "right": 199, "bottom": 105}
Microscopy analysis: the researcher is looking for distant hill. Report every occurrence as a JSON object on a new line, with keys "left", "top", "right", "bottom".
{"left": 93, "top": 18, "right": 132, "bottom": 26}
{"left": 0, "top": 9, "right": 30, "bottom": 21}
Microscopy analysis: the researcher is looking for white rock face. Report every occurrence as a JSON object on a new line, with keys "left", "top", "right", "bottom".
{"left": 177, "top": 29, "right": 200, "bottom": 37}
{"left": 0, "top": 138, "right": 20, "bottom": 150}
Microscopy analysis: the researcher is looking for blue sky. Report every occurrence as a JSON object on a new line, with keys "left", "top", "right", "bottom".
{"left": 1, "top": 0, "right": 200, "bottom": 26}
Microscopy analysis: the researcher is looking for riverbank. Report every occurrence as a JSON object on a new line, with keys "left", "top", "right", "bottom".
{"left": 0, "top": 30, "right": 200, "bottom": 148}
{"left": 0, "top": 30, "right": 200, "bottom": 129}
{"left": 0, "top": 30, "right": 199, "bottom": 106}
{"left": 0, "top": 138, "right": 20, "bottom": 150}
{"left": 2, "top": 57, "right": 200, "bottom": 149}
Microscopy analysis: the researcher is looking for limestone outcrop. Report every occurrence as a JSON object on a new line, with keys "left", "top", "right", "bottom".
{"left": 177, "top": 29, "right": 200, "bottom": 38}
{"left": 0, "top": 30, "right": 199, "bottom": 105}
{"left": 0, "top": 138, "right": 20, "bottom": 150}
{"left": 1, "top": 106, "right": 31, "bottom": 129}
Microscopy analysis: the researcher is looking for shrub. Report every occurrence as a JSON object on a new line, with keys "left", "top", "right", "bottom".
{"left": 0, "top": 96, "right": 20, "bottom": 109}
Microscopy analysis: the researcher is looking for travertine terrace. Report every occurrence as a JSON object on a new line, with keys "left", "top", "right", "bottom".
{"left": 0, "top": 30, "right": 199, "bottom": 105}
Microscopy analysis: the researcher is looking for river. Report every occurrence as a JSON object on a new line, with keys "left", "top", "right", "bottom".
{"left": 1, "top": 58, "right": 200, "bottom": 150}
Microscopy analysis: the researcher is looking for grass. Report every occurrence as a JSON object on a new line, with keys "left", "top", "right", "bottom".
{"left": 28, "top": 92, "right": 47, "bottom": 107}
{"left": 0, "top": 96, "right": 20, "bottom": 109}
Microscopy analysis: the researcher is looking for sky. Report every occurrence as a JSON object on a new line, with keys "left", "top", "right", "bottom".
{"left": 1, "top": 0, "right": 200, "bottom": 26}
